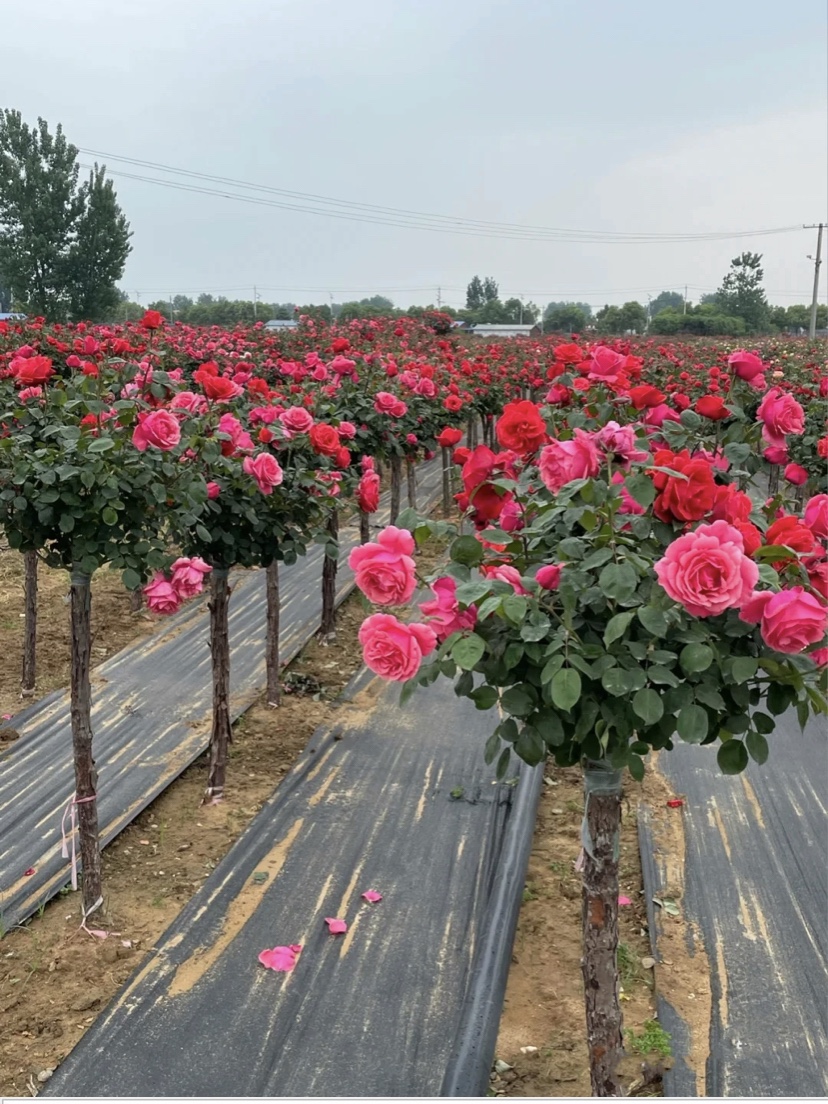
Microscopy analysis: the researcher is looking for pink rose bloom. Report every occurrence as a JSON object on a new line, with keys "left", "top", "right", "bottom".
{"left": 594, "top": 421, "right": 649, "bottom": 466}
{"left": 132, "top": 409, "right": 181, "bottom": 452}
{"left": 207, "top": 481, "right": 221, "bottom": 499}
{"left": 482, "top": 564, "right": 529, "bottom": 595}
{"left": 171, "top": 390, "right": 208, "bottom": 414}
{"left": 739, "top": 587, "right": 827, "bottom": 654}
{"left": 337, "top": 420, "right": 357, "bottom": 440}
{"left": 728, "top": 350, "right": 766, "bottom": 381}
{"left": 358, "top": 613, "right": 436, "bottom": 681}
{"left": 587, "top": 346, "right": 626, "bottom": 384}
{"left": 419, "top": 577, "right": 478, "bottom": 640}
{"left": 695, "top": 447, "right": 730, "bottom": 474}
{"left": 538, "top": 429, "right": 601, "bottom": 493}
{"left": 804, "top": 495, "right": 828, "bottom": 541}
{"left": 143, "top": 572, "right": 181, "bottom": 615}
{"left": 170, "top": 556, "right": 212, "bottom": 599}
{"left": 374, "top": 391, "right": 408, "bottom": 418}
{"left": 279, "top": 406, "right": 314, "bottom": 434}
{"left": 348, "top": 525, "right": 417, "bottom": 605}
{"left": 17, "top": 386, "right": 43, "bottom": 401}
{"left": 330, "top": 355, "right": 356, "bottom": 375}
{"left": 655, "top": 520, "right": 759, "bottom": 618}
{"left": 499, "top": 499, "right": 524, "bottom": 533}
{"left": 218, "top": 412, "right": 254, "bottom": 455}
{"left": 414, "top": 377, "right": 436, "bottom": 398}
{"left": 360, "top": 455, "right": 375, "bottom": 472}
{"left": 536, "top": 564, "right": 563, "bottom": 590}
{"left": 642, "top": 403, "right": 682, "bottom": 429}
{"left": 809, "top": 647, "right": 828, "bottom": 668}
{"left": 756, "top": 388, "right": 805, "bottom": 447}
{"left": 763, "top": 445, "right": 789, "bottom": 465}
{"left": 784, "top": 463, "right": 809, "bottom": 486}
{"left": 243, "top": 452, "right": 284, "bottom": 494}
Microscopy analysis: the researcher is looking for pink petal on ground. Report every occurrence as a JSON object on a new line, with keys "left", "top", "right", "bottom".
{"left": 24, "top": 867, "right": 36, "bottom": 876}
{"left": 361, "top": 890, "right": 382, "bottom": 903}
{"left": 258, "top": 944, "right": 302, "bottom": 972}
{"left": 618, "top": 896, "right": 632, "bottom": 906}
{"left": 1, "top": 714, "right": 12, "bottom": 721}
{"left": 324, "top": 917, "right": 347, "bottom": 934}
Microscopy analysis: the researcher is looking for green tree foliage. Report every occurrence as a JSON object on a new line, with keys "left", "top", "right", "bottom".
{"left": 649, "top": 290, "right": 685, "bottom": 317}
{"left": 466, "top": 275, "right": 484, "bottom": 310}
{"left": 545, "top": 300, "right": 593, "bottom": 322}
{"left": 595, "top": 301, "right": 647, "bottom": 335}
{"left": 544, "top": 302, "right": 590, "bottom": 332}
{"left": 0, "top": 111, "right": 131, "bottom": 320}
{"left": 482, "top": 276, "right": 499, "bottom": 303}
{"left": 713, "top": 251, "right": 770, "bottom": 333}
{"left": 769, "top": 303, "right": 828, "bottom": 332}
{"left": 649, "top": 305, "right": 746, "bottom": 336}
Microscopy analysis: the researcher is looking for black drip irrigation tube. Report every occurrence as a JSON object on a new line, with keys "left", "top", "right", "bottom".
{"left": 441, "top": 760, "right": 544, "bottom": 1097}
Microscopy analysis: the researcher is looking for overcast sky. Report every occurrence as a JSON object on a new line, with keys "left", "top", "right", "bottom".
{"left": 6, "top": 0, "right": 827, "bottom": 310}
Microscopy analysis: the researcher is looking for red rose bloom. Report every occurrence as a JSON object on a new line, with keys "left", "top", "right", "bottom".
{"left": 437, "top": 427, "right": 463, "bottom": 448}
{"left": 12, "top": 355, "right": 54, "bottom": 385}
{"left": 141, "top": 309, "right": 164, "bottom": 330}
{"left": 495, "top": 400, "right": 547, "bottom": 454}
{"left": 651, "top": 449, "right": 717, "bottom": 524}
{"left": 309, "top": 423, "right": 342, "bottom": 458}
{"left": 765, "top": 516, "right": 817, "bottom": 560}
{"left": 695, "top": 395, "right": 730, "bottom": 421}
{"left": 626, "top": 385, "right": 665, "bottom": 410}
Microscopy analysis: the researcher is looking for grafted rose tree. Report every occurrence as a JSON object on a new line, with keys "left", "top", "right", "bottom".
{"left": 0, "top": 355, "right": 208, "bottom": 920}
{"left": 353, "top": 385, "right": 827, "bottom": 1095}
{"left": 148, "top": 381, "right": 342, "bottom": 800}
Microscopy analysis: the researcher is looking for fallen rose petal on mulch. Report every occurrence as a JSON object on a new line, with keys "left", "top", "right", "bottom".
{"left": 258, "top": 945, "right": 302, "bottom": 971}
{"left": 324, "top": 917, "right": 347, "bottom": 934}
{"left": 361, "top": 890, "right": 382, "bottom": 903}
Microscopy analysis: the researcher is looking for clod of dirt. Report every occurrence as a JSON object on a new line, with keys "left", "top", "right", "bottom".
{"left": 69, "top": 993, "right": 101, "bottom": 1013}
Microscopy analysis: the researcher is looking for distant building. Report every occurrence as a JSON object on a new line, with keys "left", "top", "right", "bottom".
{"left": 468, "top": 323, "right": 541, "bottom": 339}
{"left": 263, "top": 319, "right": 299, "bottom": 331}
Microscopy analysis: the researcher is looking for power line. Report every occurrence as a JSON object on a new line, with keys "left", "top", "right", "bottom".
{"left": 78, "top": 148, "right": 804, "bottom": 245}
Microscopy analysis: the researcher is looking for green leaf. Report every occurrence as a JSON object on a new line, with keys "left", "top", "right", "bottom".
{"left": 581, "top": 547, "right": 615, "bottom": 571}
{"left": 598, "top": 562, "right": 638, "bottom": 603}
{"left": 454, "top": 581, "right": 492, "bottom": 606}
{"left": 628, "top": 753, "right": 646, "bottom": 782}
{"left": 195, "top": 523, "right": 212, "bottom": 543}
{"left": 470, "top": 685, "right": 499, "bottom": 710}
{"left": 602, "top": 668, "right": 633, "bottom": 697}
{"left": 752, "top": 711, "right": 775, "bottom": 735}
{"left": 502, "top": 594, "right": 528, "bottom": 625}
{"left": 483, "top": 731, "right": 501, "bottom": 765}
{"left": 677, "top": 704, "right": 709, "bottom": 743}
{"left": 633, "top": 688, "right": 664, "bottom": 725}
{"left": 695, "top": 685, "right": 726, "bottom": 711}
{"left": 501, "top": 685, "right": 536, "bottom": 718}
{"left": 603, "top": 610, "right": 637, "bottom": 647}
{"left": 86, "top": 437, "right": 115, "bottom": 453}
{"left": 122, "top": 567, "right": 142, "bottom": 591}
{"left": 451, "top": 633, "right": 486, "bottom": 670}
{"left": 58, "top": 512, "right": 75, "bottom": 533}
{"left": 746, "top": 729, "right": 769, "bottom": 764}
{"left": 717, "top": 739, "right": 749, "bottom": 774}
{"left": 454, "top": 670, "right": 474, "bottom": 697}
{"left": 638, "top": 606, "right": 669, "bottom": 637}
{"left": 515, "top": 725, "right": 546, "bottom": 766}
{"left": 625, "top": 473, "right": 656, "bottom": 509}
{"left": 450, "top": 535, "right": 484, "bottom": 567}
{"left": 101, "top": 507, "right": 118, "bottom": 526}
{"left": 731, "top": 656, "right": 758, "bottom": 684}
{"left": 550, "top": 668, "right": 581, "bottom": 712}
{"left": 495, "top": 747, "right": 512, "bottom": 780}
{"left": 680, "top": 643, "right": 714, "bottom": 674}
{"left": 647, "top": 666, "right": 680, "bottom": 687}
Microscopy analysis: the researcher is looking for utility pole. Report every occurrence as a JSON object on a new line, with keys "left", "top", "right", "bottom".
{"left": 253, "top": 285, "right": 258, "bottom": 320}
{"left": 683, "top": 286, "right": 687, "bottom": 315}
{"left": 169, "top": 295, "right": 174, "bottom": 323}
{"left": 436, "top": 286, "right": 442, "bottom": 308}
{"left": 806, "top": 223, "right": 824, "bottom": 340}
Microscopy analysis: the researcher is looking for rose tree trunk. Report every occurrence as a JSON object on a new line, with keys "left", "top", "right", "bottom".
{"left": 265, "top": 559, "right": 281, "bottom": 707}
{"left": 205, "top": 568, "right": 232, "bottom": 801}
{"left": 69, "top": 569, "right": 103, "bottom": 917}
{"left": 320, "top": 508, "right": 339, "bottom": 640}
{"left": 406, "top": 457, "right": 417, "bottom": 509}
{"left": 389, "top": 453, "right": 402, "bottom": 524}
{"left": 21, "top": 549, "right": 38, "bottom": 694}
{"left": 581, "top": 761, "right": 624, "bottom": 1097}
